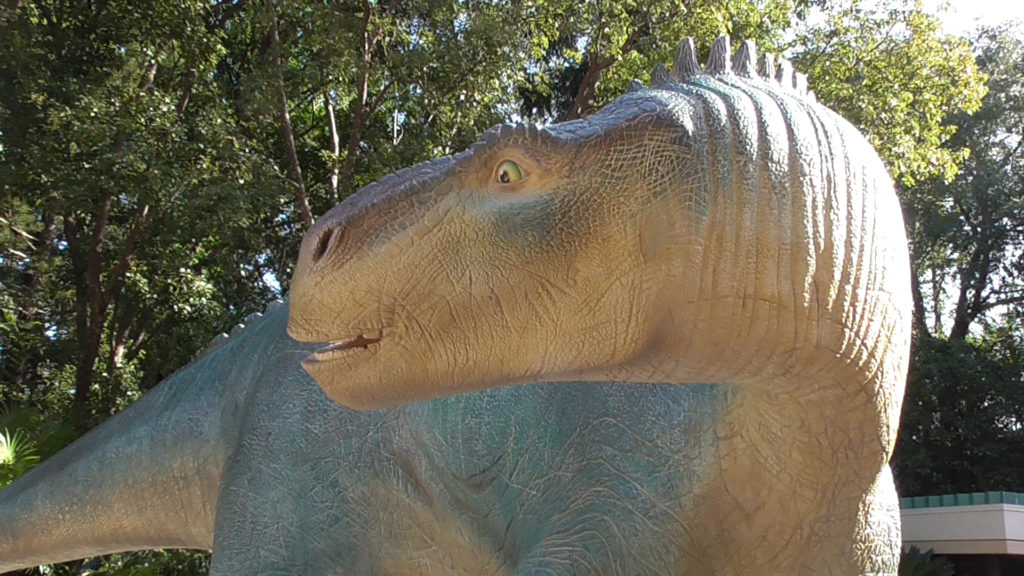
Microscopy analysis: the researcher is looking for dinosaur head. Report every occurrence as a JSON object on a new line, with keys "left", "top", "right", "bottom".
{"left": 288, "top": 93, "right": 703, "bottom": 409}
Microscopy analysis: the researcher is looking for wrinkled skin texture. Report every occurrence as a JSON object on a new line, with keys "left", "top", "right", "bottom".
{"left": 289, "top": 38, "right": 911, "bottom": 574}
{"left": 0, "top": 38, "right": 910, "bottom": 575}
{"left": 0, "top": 302, "right": 732, "bottom": 574}
{"left": 216, "top": 308, "right": 731, "bottom": 575}
{"left": 0, "top": 304, "right": 898, "bottom": 574}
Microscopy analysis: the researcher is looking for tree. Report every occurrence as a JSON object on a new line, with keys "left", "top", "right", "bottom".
{"left": 890, "top": 25, "right": 1024, "bottom": 496}
{"left": 519, "top": 0, "right": 815, "bottom": 122}
{"left": 791, "top": 0, "right": 986, "bottom": 187}
{"left": 0, "top": 0, "right": 564, "bottom": 572}
{"left": 0, "top": 1, "right": 285, "bottom": 428}
{"left": 903, "top": 25, "right": 1024, "bottom": 341}
{"left": 894, "top": 330, "right": 1023, "bottom": 496}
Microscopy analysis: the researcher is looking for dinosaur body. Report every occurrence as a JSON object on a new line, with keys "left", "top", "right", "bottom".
{"left": 215, "top": 305, "right": 731, "bottom": 574}
{"left": 1, "top": 38, "right": 910, "bottom": 574}
{"left": 2, "top": 301, "right": 732, "bottom": 574}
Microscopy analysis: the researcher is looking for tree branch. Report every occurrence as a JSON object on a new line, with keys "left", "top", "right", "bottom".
{"left": 269, "top": 2, "right": 313, "bottom": 227}
{"left": 100, "top": 203, "right": 149, "bottom": 313}
{"left": 948, "top": 247, "right": 990, "bottom": 340}
{"left": 137, "top": 61, "right": 158, "bottom": 94}
{"left": 86, "top": 196, "right": 113, "bottom": 326}
{"left": 211, "top": 0, "right": 247, "bottom": 31}
{"left": 324, "top": 91, "right": 340, "bottom": 204}
{"left": 568, "top": 19, "right": 650, "bottom": 120}
{"left": 0, "top": 215, "right": 38, "bottom": 247}
{"left": 980, "top": 294, "right": 1024, "bottom": 310}
{"left": 368, "top": 78, "right": 396, "bottom": 114}
{"left": 337, "top": 0, "right": 394, "bottom": 198}
{"left": 908, "top": 258, "right": 930, "bottom": 335}
{"left": 178, "top": 69, "right": 196, "bottom": 113}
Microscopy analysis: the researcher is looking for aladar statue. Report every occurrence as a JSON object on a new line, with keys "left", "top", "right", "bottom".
{"left": 1, "top": 37, "right": 911, "bottom": 575}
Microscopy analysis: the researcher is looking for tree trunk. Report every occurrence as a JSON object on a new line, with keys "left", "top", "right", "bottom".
{"left": 948, "top": 247, "right": 990, "bottom": 341}
{"left": 908, "top": 261, "right": 929, "bottom": 336}
{"left": 64, "top": 214, "right": 98, "bottom": 424}
{"left": 64, "top": 200, "right": 149, "bottom": 425}
{"left": 566, "top": 20, "right": 649, "bottom": 120}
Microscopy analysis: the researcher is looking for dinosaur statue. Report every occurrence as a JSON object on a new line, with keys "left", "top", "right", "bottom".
{"left": 0, "top": 37, "right": 910, "bottom": 575}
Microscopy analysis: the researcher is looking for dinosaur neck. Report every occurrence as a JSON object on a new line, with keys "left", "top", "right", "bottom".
{"left": 684, "top": 366, "right": 899, "bottom": 573}
{"left": 0, "top": 322, "right": 261, "bottom": 571}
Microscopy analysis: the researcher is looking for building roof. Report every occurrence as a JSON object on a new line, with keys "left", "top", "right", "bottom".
{"left": 901, "top": 492, "right": 1024, "bottom": 555}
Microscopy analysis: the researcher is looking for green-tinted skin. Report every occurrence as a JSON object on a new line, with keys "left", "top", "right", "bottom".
{"left": 0, "top": 301, "right": 730, "bottom": 574}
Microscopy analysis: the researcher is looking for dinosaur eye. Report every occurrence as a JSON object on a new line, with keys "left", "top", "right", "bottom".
{"left": 495, "top": 160, "right": 523, "bottom": 184}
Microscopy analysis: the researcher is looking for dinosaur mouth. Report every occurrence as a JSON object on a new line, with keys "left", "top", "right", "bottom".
{"left": 306, "top": 333, "right": 382, "bottom": 364}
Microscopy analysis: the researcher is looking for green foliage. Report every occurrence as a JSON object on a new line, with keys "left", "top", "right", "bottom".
{"left": 892, "top": 25, "right": 1024, "bottom": 497}
{"left": 518, "top": 0, "right": 808, "bottom": 121}
{"left": 894, "top": 330, "right": 1024, "bottom": 496}
{"left": 902, "top": 25, "right": 1024, "bottom": 340}
{"left": 899, "top": 546, "right": 955, "bottom": 576}
{"left": 85, "top": 550, "right": 210, "bottom": 576}
{"left": 0, "top": 428, "right": 38, "bottom": 487}
{"left": 0, "top": 0, "right": 288, "bottom": 427}
{"left": 791, "top": 0, "right": 986, "bottom": 186}
{"left": 27, "top": 550, "right": 210, "bottom": 576}
{"left": 0, "top": 404, "right": 78, "bottom": 487}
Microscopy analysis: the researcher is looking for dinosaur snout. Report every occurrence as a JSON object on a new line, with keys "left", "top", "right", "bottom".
{"left": 289, "top": 214, "right": 356, "bottom": 343}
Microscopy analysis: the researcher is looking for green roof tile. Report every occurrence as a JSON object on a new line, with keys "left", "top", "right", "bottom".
{"left": 899, "top": 491, "right": 1023, "bottom": 509}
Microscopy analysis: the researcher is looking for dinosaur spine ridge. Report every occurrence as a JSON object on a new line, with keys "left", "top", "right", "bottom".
{"left": 651, "top": 62, "right": 673, "bottom": 87}
{"left": 776, "top": 57, "right": 795, "bottom": 89}
{"left": 672, "top": 37, "right": 701, "bottom": 79}
{"left": 201, "top": 298, "right": 285, "bottom": 357}
{"left": 704, "top": 36, "right": 732, "bottom": 75}
{"left": 645, "top": 36, "right": 815, "bottom": 102}
{"left": 758, "top": 52, "right": 776, "bottom": 81}
{"left": 732, "top": 40, "right": 757, "bottom": 78}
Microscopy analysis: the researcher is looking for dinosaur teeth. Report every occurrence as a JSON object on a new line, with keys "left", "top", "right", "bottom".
{"left": 310, "top": 334, "right": 382, "bottom": 361}
{"left": 328, "top": 334, "right": 382, "bottom": 352}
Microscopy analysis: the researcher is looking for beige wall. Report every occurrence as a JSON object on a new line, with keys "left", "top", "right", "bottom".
{"left": 901, "top": 503, "right": 1024, "bottom": 555}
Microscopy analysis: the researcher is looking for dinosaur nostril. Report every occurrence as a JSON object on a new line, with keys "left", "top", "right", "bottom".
{"left": 311, "top": 227, "right": 339, "bottom": 264}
